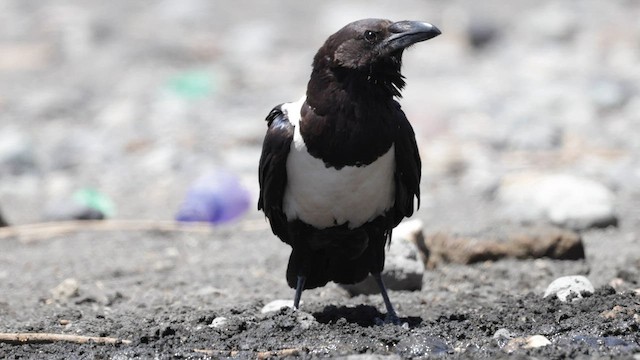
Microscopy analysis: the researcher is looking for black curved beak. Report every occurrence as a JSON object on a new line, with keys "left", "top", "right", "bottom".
{"left": 383, "top": 21, "right": 441, "bottom": 53}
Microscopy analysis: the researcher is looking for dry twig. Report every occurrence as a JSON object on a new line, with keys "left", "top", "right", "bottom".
{"left": 0, "top": 332, "right": 131, "bottom": 345}
{"left": 0, "top": 219, "right": 268, "bottom": 242}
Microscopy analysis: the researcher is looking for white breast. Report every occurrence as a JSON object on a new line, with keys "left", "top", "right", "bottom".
{"left": 281, "top": 97, "right": 396, "bottom": 229}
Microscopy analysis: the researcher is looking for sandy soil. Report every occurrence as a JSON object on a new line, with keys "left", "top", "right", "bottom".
{"left": 0, "top": 209, "right": 638, "bottom": 359}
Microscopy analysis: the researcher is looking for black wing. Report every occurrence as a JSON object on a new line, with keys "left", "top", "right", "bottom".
{"left": 391, "top": 105, "right": 421, "bottom": 227}
{"left": 258, "top": 105, "right": 294, "bottom": 244}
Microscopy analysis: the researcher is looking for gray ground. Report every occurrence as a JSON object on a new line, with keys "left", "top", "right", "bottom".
{"left": 1, "top": 1, "right": 639, "bottom": 359}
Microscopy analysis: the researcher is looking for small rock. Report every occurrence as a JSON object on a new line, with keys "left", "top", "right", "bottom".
{"left": 600, "top": 305, "right": 630, "bottom": 320}
{"left": 341, "top": 220, "right": 424, "bottom": 295}
{"left": 0, "top": 128, "right": 37, "bottom": 175}
{"left": 498, "top": 173, "right": 617, "bottom": 230}
{"left": 261, "top": 299, "right": 296, "bottom": 314}
{"left": 419, "top": 225, "right": 584, "bottom": 268}
{"left": 209, "top": 316, "right": 228, "bottom": 328}
{"left": 50, "top": 278, "right": 80, "bottom": 301}
{"left": 504, "top": 335, "right": 551, "bottom": 352}
{"left": 525, "top": 335, "right": 552, "bottom": 349}
{"left": 543, "top": 275, "right": 595, "bottom": 302}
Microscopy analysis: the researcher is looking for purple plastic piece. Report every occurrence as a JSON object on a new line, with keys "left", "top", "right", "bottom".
{"left": 176, "top": 170, "right": 250, "bottom": 224}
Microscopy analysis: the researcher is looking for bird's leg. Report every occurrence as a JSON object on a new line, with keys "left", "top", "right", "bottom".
{"left": 372, "top": 272, "right": 401, "bottom": 324}
{"left": 293, "top": 275, "right": 306, "bottom": 309}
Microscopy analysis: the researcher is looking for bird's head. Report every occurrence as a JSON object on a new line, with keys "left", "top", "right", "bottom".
{"left": 312, "top": 18, "right": 441, "bottom": 96}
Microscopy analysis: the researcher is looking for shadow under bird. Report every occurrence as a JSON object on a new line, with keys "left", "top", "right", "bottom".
{"left": 258, "top": 18, "right": 440, "bottom": 323}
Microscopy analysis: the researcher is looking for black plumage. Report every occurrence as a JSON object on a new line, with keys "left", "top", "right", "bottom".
{"left": 258, "top": 18, "right": 440, "bottom": 322}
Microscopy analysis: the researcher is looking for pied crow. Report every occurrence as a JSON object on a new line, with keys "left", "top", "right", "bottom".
{"left": 258, "top": 18, "right": 440, "bottom": 323}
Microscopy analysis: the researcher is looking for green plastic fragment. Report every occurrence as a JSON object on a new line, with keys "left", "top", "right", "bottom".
{"left": 168, "top": 71, "right": 215, "bottom": 99}
{"left": 73, "top": 188, "right": 115, "bottom": 217}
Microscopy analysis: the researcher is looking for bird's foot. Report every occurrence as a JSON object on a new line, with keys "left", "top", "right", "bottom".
{"left": 371, "top": 272, "right": 407, "bottom": 326}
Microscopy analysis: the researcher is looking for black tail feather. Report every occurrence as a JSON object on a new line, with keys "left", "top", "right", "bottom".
{"left": 286, "top": 219, "right": 389, "bottom": 290}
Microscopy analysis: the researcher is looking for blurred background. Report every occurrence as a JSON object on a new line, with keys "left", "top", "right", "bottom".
{"left": 0, "top": 0, "right": 639, "bottom": 228}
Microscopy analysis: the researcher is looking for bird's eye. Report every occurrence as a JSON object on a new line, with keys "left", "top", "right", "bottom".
{"left": 364, "top": 30, "right": 378, "bottom": 43}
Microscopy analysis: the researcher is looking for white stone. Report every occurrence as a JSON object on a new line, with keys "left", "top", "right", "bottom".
{"left": 498, "top": 173, "right": 617, "bottom": 230}
{"left": 525, "top": 335, "right": 551, "bottom": 349}
{"left": 50, "top": 278, "right": 80, "bottom": 300}
{"left": 209, "top": 317, "right": 228, "bottom": 328}
{"left": 504, "top": 334, "right": 551, "bottom": 353}
{"left": 261, "top": 299, "right": 297, "bottom": 314}
{"left": 543, "top": 275, "right": 595, "bottom": 302}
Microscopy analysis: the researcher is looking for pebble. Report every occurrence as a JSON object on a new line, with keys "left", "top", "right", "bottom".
{"left": 503, "top": 335, "right": 551, "bottom": 353}
{"left": 341, "top": 220, "right": 424, "bottom": 295}
{"left": 600, "top": 305, "right": 628, "bottom": 320}
{"left": 543, "top": 275, "right": 595, "bottom": 302}
{"left": 0, "top": 127, "right": 36, "bottom": 175}
{"left": 261, "top": 299, "right": 296, "bottom": 314}
{"left": 525, "top": 335, "right": 552, "bottom": 348}
{"left": 50, "top": 278, "right": 80, "bottom": 301}
{"left": 209, "top": 316, "right": 228, "bottom": 329}
{"left": 498, "top": 173, "right": 618, "bottom": 230}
